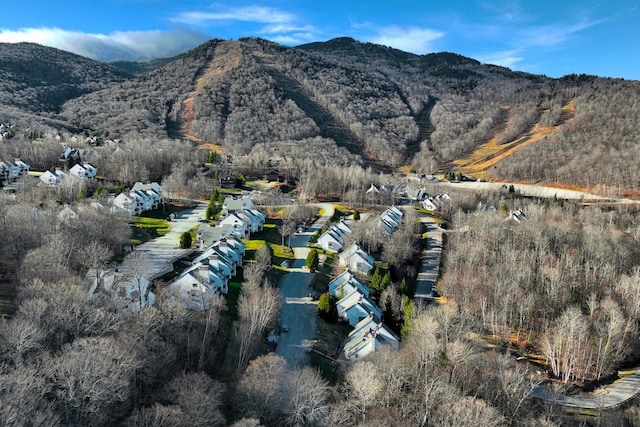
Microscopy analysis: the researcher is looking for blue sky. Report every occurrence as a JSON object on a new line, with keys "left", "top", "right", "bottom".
{"left": 1, "top": 1, "right": 638, "bottom": 80}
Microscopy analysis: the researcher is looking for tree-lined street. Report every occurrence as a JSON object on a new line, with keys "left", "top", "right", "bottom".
{"left": 275, "top": 204, "right": 333, "bottom": 368}
{"left": 414, "top": 214, "right": 444, "bottom": 304}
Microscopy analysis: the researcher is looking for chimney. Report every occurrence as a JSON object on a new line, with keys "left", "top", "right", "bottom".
{"left": 209, "top": 253, "right": 219, "bottom": 264}
{"left": 198, "top": 264, "right": 209, "bottom": 283}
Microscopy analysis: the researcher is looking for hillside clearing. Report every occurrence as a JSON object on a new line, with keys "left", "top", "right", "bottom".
{"left": 453, "top": 100, "right": 575, "bottom": 176}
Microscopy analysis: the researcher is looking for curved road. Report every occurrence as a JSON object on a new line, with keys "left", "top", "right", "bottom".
{"left": 532, "top": 370, "right": 640, "bottom": 409}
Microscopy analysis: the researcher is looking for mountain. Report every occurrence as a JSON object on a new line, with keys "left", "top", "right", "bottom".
{"left": 58, "top": 38, "right": 549, "bottom": 166}
{"left": 0, "top": 42, "right": 130, "bottom": 115}
{"left": 109, "top": 57, "right": 182, "bottom": 75}
{"left": 0, "top": 42, "right": 130, "bottom": 132}
{"left": 2, "top": 38, "right": 640, "bottom": 195}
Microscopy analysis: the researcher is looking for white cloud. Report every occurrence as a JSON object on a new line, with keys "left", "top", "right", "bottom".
{"left": 476, "top": 50, "right": 523, "bottom": 68}
{"left": 522, "top": 19, "right": 599, "bottom": 49}
{"left": 171, "top": 5, "right": 318, "bottom": 45}
{"left": 367, "top": 26, "right": 444, "bottom": 54}
{"left": 0, "top": 27, "right": 210, "bottom": 61}
{"left": 172, "top": 6, "right": 294, "bottom": 26}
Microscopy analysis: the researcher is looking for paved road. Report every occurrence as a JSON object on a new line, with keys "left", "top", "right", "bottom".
{"left": 275, "top": 272, "right": 318, "bottom": 369}
{"left": 414, "top": 214, "right": 444, "bottom": 305}
{"left": 435, "top": 181, "right": 639, "bottom": 203}
{"left": 275, "top": 205, "right": 333, "bottom": 369}
{"left": 288, "top": 203, "right": 335, "bottom": 271}
{"left": 532, "top": 370, "right": 640, "bottom": 409}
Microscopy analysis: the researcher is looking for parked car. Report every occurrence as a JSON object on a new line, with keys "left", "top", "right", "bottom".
{"left": 281, "top": 324, "right": 289, "bottom": 332}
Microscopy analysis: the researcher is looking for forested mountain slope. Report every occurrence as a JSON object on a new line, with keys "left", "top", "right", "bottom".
{"left": 59, "top": 37, "right": 550, "bottom": 168}
{"left": 0, "top": 42, "right": 130, "bottom": 127}
{"left": 0, "top": 42, "right": 131, "bottom": 112}
{"left": 3, "top": 38, "right": 640, "bottom": 195}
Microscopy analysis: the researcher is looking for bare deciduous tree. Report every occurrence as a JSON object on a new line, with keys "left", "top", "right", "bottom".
{"left": 343, "top": 360, "right": 383, "bottom": 423}
{"left": 47, "top": 336, "right": 138, "bottom": 426}
{"left": 283, "top": 367, "right": 330, "bottom": 426}
{"left": 164, "top": 372, "right": 226, "bottom": 427}
{"left": 234, "top": 353, "right": 287, "bottom": 423}
{"left": 235, "top": 283, "right": 280, "bottom": 374}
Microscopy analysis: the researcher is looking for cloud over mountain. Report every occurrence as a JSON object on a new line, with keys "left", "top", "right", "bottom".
{"left": 0, "top": 26, "right": 210, "bottom": 61}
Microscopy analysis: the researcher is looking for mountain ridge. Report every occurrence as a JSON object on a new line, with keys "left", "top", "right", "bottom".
{"left": 1, "top": 38, "right": 639, "bottom": 195}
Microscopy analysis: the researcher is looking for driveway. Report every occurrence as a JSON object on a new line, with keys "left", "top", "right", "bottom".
{"left": 414, "top": 214, "right": 444, "bottom": 304}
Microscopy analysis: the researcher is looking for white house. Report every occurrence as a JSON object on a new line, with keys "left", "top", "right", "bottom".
{"left": 422, "top": 194, "right": 451, "bottom": 211}
{"left": 317, "top": 227, "right": 346, "bottom": 252}
{"left": 236, "top": 209, "right": 265, "bottom": 233}
{"left": 341, "top": 315, "right": 400, "bottom": 363}
{"left": 133, "top": 190, "right": 155, "bottom": 211}
{"left": 218, "top": 212, "right": 249, "bottom": 238}
{"left": 13, "top": 159, "right": 29, "bottom": 176}
{"left": 124, "top": 277, "right": 156, "bottom": 311}
{"left": 211, "top": 240, "right": 242, "bottom": 269}
{"left": 69, "top": 163, "right": 97, "bottom": 179}
{"left": 422, "top": 197, "right": 443, "bottom": 211}
{"left": 112, "top": 192, "right": 140, "bottom": 216}
{"left": 206, "top": 252, "right": 233, "bottom": 283}
{"left": 132, "top": 182, "right": 162, "bottom": 208}
{"left": 329, "top": 270, "right": 370, "bottom": 300}
{"left": 1, "top": 159, "right": 29, "bottom": 181}
{"left": 167, "top": 264, "right": 226, "bottom": 310}
{"left": 336, "top": 290, "right": 382, "bottom": 327}
{"left": 338, "top": 243, "right": 375, "bottom": 275}
{"left": 380, "top": 206, "right": 403, "bottom": 234}
{"left": 111, "top": 183, "right": 162, "bottom": 216}
{"left": 222, "top": 235, "right": 246, "bottom": 257}
{"left": 193, "top": 240, "right": 243, "bottom": 274}
{"left": 222, "top": 195, "right": 254, "bottom": 215}
{"left": 39, "top": 169, "right": 66, "bottom": 186}
{"left": 317, "top": 221, "right": 352, "bottom": 252}
{"left": 196, "top": 223, "right": 236, "bottom": 249}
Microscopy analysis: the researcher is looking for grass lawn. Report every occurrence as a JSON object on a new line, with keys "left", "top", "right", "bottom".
{"left": 129, "top": 216, "right": 171, "bottom": 245}
{"left": 271, "top": 244, "right": 293, "bottom": 260}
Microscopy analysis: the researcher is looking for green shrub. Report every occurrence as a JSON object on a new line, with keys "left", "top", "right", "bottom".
{"left": 317, "top": 293, "right": 338, "bottom": 323}
{"left": 179, "top": 231, "right": 193, "bottom": 249}
{"left": 306, "top": 249, "right": 319, "bottom": 271}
